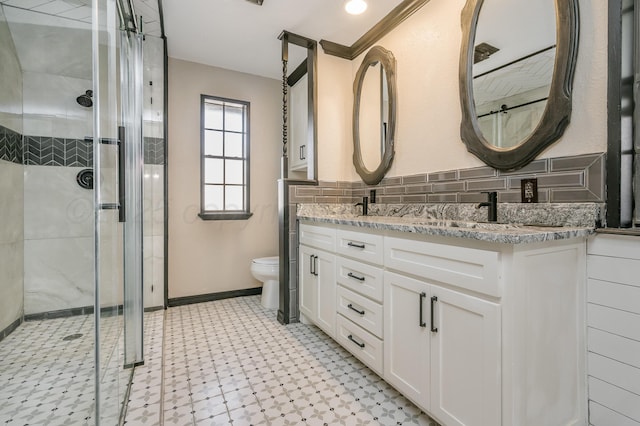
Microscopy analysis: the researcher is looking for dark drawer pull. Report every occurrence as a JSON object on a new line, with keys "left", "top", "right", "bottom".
{"left": 419, "top": 292, "right": 426, "bottom": 328}
{"left": 347, "top": 242, "right": 366, "bottom": 249}
{"left": 347, "top": 272, "right": 365, "bottom": 281}
{"left": 347, "top": 304, "right": 365, "bottom": 315}
{"left": 347, "top": 334, "right": 365, "bottom": 348}
{"left": 431, "top": 296, "right": 438, "bottom": 333}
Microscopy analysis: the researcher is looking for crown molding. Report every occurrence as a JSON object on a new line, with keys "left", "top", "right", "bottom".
{"left": 320, "top": 0, "right": 430, "bottom": 60}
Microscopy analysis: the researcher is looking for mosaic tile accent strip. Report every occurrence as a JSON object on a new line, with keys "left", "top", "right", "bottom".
{"left": 0, "top": 124, "right": 23, "bottom": 164}
{"left": 2, "top": 129, "right": 165, "bottom": 167}
{"left": 123, "top": 296, "right": 439, "bottom": 425}
{"left": 23, "top": 136, "right": 93, "bottom": 167}
{"left": 144, "top": 137, "right": 165, "bottom": 165}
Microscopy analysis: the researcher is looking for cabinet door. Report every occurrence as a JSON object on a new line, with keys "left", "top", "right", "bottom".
{"left": 315, "top": 251, "right": 336, "bottom": 337}
{"left": 384, "top": 271, "right": 430, "bottom": 410}
{"left": 430, "top": 286, "right": 501, "bottom": 426}
{"left": 299, "top": 245, "right": 317, "bottom": 321}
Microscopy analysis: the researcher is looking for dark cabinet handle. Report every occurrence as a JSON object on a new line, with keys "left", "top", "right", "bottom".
{"left": 347, "top": 272, "right": 365, "bottom": 282}
{"left": 309, "top": 254, "right": 315, "bottom": 276}
{"left": 117, "top": 126, "right": 126, "bottom": 223}
{"left": 347, "top": 242, "right": 366, "bottom": 249}
{"left": 347, "top": 334, "right": 365, "bottom": 348}
{"left": 431, "top": 296, "right": 438, "bottom": 333}
{"left": 419, "top": 292, "right": 426, "bottom": 328}
{"left": 300, "top": 144, "right": 306, "bottom": 160}
{"left": 347, "top": 304, "right": 365, "bottom": 315}
{"left": 313, "top": 255, "right": 318, "bottom": 276}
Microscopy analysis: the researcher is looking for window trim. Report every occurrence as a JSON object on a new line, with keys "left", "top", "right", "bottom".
{"left": 198, "top": 94, "right": 252, "bottom": 221}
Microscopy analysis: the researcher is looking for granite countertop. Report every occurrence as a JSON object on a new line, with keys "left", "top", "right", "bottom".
{"left": 297, "top": 203, "right": 601, "bottom": 244}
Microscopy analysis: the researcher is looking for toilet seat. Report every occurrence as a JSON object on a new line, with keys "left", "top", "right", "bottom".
{"left": 252, "top": 256, "right": 279, "bottom": 266}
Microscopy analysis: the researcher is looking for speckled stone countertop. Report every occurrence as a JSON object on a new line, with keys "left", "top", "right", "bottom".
{"left": 297, "top": 203, "right": 603, "bottom": 244}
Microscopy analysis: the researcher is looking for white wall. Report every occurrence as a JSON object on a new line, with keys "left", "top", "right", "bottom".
{"left": 168, "top": 58, "right": 281, "bottom": 298}
{"left": 317, "top": 0, "right": 608, "bottom": 182}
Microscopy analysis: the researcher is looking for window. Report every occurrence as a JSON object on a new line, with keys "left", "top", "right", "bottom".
{"left": 199, "top": 95, "right": 252, "bottom": 220}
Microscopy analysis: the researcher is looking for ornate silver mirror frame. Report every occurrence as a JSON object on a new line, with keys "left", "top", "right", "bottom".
{"left": 353, "top": 45, "right": 397, "bottom": 185}
{"left": 459, "top": 0, "right": 579, "bottom": 171}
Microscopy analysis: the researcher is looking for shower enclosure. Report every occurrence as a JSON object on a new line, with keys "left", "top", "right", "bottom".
{"left": 0, "top": 0, "right": 166, "bottom": 423}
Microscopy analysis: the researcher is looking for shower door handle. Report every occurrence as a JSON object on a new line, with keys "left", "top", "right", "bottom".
{"left": 118, "top": 126, "right": 126, "bottom": 223}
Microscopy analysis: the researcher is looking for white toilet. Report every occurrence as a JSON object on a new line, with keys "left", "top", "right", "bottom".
{"left": 251, "top": 256, "right": 279, "bottom": 310}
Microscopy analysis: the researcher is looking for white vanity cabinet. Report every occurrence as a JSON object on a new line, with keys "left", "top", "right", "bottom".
{"left": 299, "top": 223, "right": 336, "bottom": 337}
{"left": 334, "top": 227, "right": 386, "bottom": 375}
{"left": 384, "top": 272, "right": 500, "bottom": 425}
{"left": 298, "top": 220, "right": 587, "bottom": 426}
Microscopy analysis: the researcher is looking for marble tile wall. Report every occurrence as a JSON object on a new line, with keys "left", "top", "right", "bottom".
{"left": 143, "top": 165, "right": 165, "bottom": 309}
{"left": 0, "top": 5, "right": 24, "bottom": 335}
{"left": 0, "top": 160, "right": 24, "bottom": 332}
{"left": 23, "top": 166, "right": 94, "bottom": 315}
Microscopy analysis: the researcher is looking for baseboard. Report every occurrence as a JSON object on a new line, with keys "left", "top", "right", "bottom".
{"left": 144, "top": 306, "right": 165, "bottom": 313}
{"left": 0, "top": 317, "right": 22, "bottom": 343}
{"left": 24, "top": 304, "right": 124, "bottom": 321}
{"left": 168, "top": 287, "right": 262, "bottom": 307}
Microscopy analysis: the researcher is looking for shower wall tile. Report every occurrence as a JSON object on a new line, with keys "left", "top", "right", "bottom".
{"left": 0, "top": 160, "right": 24, "bottom": 244}
{"left": 0, "top": 5, "right": 23, "bottom": 136}
{"left": 22, "top": 71, "right": 92, "bottom": 140}
{"left": 24, "top": 236, "right": 94, "bottom": 315}
{"left": 0, "top": 5, "right": 23, "bottom": 333}
{"left": 144, "top": 235, "right": 165, "bottom": 309}
{"left": 144, "top": 165, "right": 165, "bottom": 237}
{"left": 24, "top": 165, "right": 94, "bottom": 240}
{"left": 98, "top": 209, "right": 124, "bottom": 308}
{"left": 0, "top": 241, "right": 23, "bottom": 332}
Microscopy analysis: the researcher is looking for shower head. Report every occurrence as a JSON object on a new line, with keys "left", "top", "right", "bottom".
{"left": 76, "top": 90, "right": 93, "bottom": 108}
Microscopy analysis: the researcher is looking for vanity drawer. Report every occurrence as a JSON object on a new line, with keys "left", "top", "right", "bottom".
{"left": 336, "top": 256, "right": 384, "bottom": 303}
{"left": 336, "top": 228, "right": 384, "bottom": 265}
{"left": 299, "top": 223, "right": 336, "bottom": 252}
{"left": 336, "top": 315, "right": 383, "bottom": 376}
{"left": 337, "top": 286, "right": 383, "bottom": 339}
{"left": 384, "top": 236, "right": 502, "bottom": 298}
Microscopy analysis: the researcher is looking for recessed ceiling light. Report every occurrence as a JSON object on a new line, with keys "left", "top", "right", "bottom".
{"left": 345, "top": 0, "right": 367, "bottom": 15}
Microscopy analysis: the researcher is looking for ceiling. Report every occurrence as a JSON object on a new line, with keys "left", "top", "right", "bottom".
{"left": 0, "top": 0, "right": 404, "bottom": 81}
{"left": 162, "top": 0, "right": 405, "bottom": 80}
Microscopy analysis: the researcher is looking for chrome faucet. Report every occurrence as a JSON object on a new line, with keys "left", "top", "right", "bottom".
{"left": 477, "top": 191, "right": 498, "bottom": 222}
{"left": 355, "top": 196, "right": 368, "bottom": 216}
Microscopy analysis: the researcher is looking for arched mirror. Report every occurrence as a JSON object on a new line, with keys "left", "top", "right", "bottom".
{"left": 353, "top": 46, "right": 397, "bottom": 185}
{"left": 459, "top": 0, "right": 579, "bottom": 170}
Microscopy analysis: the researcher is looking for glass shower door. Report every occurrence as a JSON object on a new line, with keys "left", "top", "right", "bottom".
{"left": 93, "top": 0, "right": 145, "bottom": 422}
{"left": 93, "top": 0, "right": 128, "bottom": 423}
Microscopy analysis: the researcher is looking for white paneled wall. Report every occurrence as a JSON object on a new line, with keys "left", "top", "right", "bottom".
{"left": 587, "top": 234, "right": 640, "bottom": 426}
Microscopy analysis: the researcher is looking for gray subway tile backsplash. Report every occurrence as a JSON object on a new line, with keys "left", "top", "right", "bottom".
{"left": 549, "top": 152, "right": 602, "bottom": 172}
{"left": 288, "top": 152, "right": 606, "bottom": 206}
